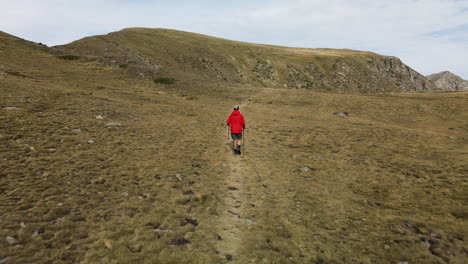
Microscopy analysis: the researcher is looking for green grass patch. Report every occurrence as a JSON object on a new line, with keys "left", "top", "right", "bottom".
{"left": 154, "top": 77, "right": 176, "bottom": 84}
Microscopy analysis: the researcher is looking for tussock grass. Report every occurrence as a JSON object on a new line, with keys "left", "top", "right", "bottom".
{"left": 1, "top": 29, "right": 467, "bottom": 263}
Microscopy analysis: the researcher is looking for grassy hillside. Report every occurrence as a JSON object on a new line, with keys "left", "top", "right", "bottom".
{"left": 1, "top": 30, "right": 467, "bottom": 263}
{"left": 56, "top": 28, "right": 438, "bottom": 93}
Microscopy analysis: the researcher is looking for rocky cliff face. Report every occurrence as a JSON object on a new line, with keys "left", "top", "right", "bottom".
{"left": 55, "top": 28, "right": 442, "bottom": 93}
{"left": 426, "top": 71, "right": 468, "bottom": 91}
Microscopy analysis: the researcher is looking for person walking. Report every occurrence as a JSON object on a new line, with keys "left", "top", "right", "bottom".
{"left": 226, "top": 105, "right": 246, "bottom": 155}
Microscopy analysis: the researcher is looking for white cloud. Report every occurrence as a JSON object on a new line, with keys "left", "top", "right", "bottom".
{"left": 0, "top": 0, "right": 467, "bottom": 78}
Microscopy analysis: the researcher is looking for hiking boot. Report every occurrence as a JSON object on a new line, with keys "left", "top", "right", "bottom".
{"left": 237, "top": 147, "right": 241, "bottom": 155}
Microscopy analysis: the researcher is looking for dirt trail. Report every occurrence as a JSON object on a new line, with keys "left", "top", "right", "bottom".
{"left": 216, "top": 101, "right": 258, "bottom": 261}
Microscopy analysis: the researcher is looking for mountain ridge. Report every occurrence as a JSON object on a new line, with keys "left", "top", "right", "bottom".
{"left": 53, "top": 27, "right": 439, "bottom": 93}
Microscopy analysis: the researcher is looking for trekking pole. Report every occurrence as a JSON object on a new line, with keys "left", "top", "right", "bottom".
{"left": 243, "top": 129, "right": 246, "bottom": 155}
{"left": 227, "top": 125, "right": 230, "bottom": 140}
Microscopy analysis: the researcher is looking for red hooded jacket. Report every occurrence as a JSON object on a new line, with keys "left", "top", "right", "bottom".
{"left": 227, "top": 110, "right": 245, "bottom": 134}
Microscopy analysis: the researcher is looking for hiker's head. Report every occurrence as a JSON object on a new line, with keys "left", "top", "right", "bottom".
{"left": 234, "top": 105, "right": 239, "bottom": 110}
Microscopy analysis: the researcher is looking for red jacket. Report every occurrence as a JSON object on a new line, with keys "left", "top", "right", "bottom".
{"left": 227, "top": 110, "right": 245, "bottom": 133}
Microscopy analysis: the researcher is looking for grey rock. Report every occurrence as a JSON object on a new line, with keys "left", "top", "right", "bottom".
{"left": 87, "top": 140, "right": 95, "bottom": 144}
{"left": 105, "top": 122, "right": 121, "bottom": 126}
{"left": 334, "top": 112, "right": 349, "bottom": 118}
{"left": 154, "top": 228, "right": 174, "bottom": 233}
{"left": 0, "top": 257, "right": 11, "bottom": 264}
{"left": 299, "top": 167, "right": 311, "bottom": 172}
{"left": 239, "top": 217, "right": 256, "bottom": 224}
{"left": 31, "top": 230, "right": 39, "bottom": 238}
{"left": 2, "top": 107, "right": 19, "bottom": 110}
{"left": 95, "top": 115, "right": 104, "bottom": 120}
{"left": 5, "top": 236, "right": 17, "bottom": 244}
{"left": 398, "top": 262, "right": 408, "bottom": 264}
{"left": 175, "top": 174, "right": 184, "bottom": 181}
{"left": 72, "top": 128, "right": 82, "bottom": 133}
{"left": 427, "top": 71, "right": 468, "bottom": 91}
{"left": 121, "top": 191, "right": 129, "bottom": 196}
{"left": 404, "top": 221, "right": 413, "bottom": 228}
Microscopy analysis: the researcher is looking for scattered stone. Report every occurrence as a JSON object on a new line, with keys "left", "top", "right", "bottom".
{"left": 304, "top": 177, "right": 312, "bottom": 181}
{"left": 239, "top": 217, "right": 256, "bottom": 224}
{"left": 137, "top": 196, "right": 144, "bottom": 200}
{"left": 384, "top": 245, "right": 390, "bottom": 250}
{"left": 3, "top": 107, "right": 19, "bottom": 110}
{"left": 299, "top": 167, "right": 312, "bottom": 172}
{"left": 95, "top": 115, "right": 104, "bottom": 120}
{"left": 421, "top": 238, "right": 431, "bottom": 248}
{"left": 0, "top": 257, "right": 11, "bottom": 264}
{"left": 430, "top": 232, "right": 439, "bottom": 238}
{"left": 57, "top": 203, "right": 63, "bottom": 206}
{"left": 154, "top": 228, "right": 174, "bottom": 233}
{"left": 87, "top": 140, "right": 95, "bottom": 144}
{"left": 72, "top": 128, "right": 82, "bottom": 133}
{"left": 175, "top": 174, "right": 184, "bottom": 181}
{"left": 5, "top": 236, "right": 17, "bottom": 244}
{"left": 333, "top": 112, "right": 349, "bottom": 118}
{"left": 20, "top": 222, "right": 26, "bottom": 228}
{"left": 105, "top": 122, "right": 121, "bottom": 126}
{"left": 398, "top": 261, "right": 408, "bottom": 264}
{"left": 404, "top": 221, "right": 413, "bottom": 228}
{"left": 121, "top": 191, "right": 129, "bottom": 196}
{"left": 31, "top": 230, "right": 39, "bottom": 238}
{"left": 191, "top": 162, "right": 202, "bottom": 168}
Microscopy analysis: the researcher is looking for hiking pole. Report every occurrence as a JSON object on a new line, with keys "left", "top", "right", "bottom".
{"left": 227, "top": 125, "right": 230, "bottom": 140}
{"left": 243, "top": 129, "right": 246, "bottom": 155}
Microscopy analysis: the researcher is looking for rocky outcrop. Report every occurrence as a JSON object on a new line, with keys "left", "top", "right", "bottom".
{"left": 253, "top": 58, "right": 277, "bottom": 85}
{"left": 426, "top": 71, "right": 468, "bottom": 91}
{"left": 54, "top": 28, "right": 446, "bottom": 93}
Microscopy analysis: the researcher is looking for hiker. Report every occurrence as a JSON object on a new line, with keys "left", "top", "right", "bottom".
{"left": 227, "top": 105, "right": 246, "bottom": 155}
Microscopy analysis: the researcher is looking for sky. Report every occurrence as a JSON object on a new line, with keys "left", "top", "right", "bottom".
{"left": 1, "top": 0, "right": 467, "bottom": 79}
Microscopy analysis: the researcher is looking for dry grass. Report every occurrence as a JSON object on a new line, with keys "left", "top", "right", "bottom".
{"left": 1, "top": 30, "right": 467, "bottom": 263}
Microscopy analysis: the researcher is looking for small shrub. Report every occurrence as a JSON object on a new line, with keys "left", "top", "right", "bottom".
{"left": 154, "top": 77, "right": 176, "bottom": 84}
{"left": 57, "top": 55, "right": 80, "bottom": 61}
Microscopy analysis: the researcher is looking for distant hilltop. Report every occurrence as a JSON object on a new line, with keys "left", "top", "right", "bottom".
{"left": 2, "top": 28, "right": 466, "bottom": 93}
{"left": 426, "top": 71, "right": 468, "bottom": 92}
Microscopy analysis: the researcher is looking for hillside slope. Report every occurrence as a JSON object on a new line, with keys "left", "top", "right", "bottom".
{"left": 1, "top": 30, "right": 467, "bottom": 263}
{"left": 427, "top": 71, "right": 468, "bottom": 91}
{"left": 55, "top": 28, "right": 438, "bottom": 93}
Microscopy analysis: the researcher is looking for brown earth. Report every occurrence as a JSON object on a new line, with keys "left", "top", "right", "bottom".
{"left": 1, "top": 30, "right": 467, "bottom": 263}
